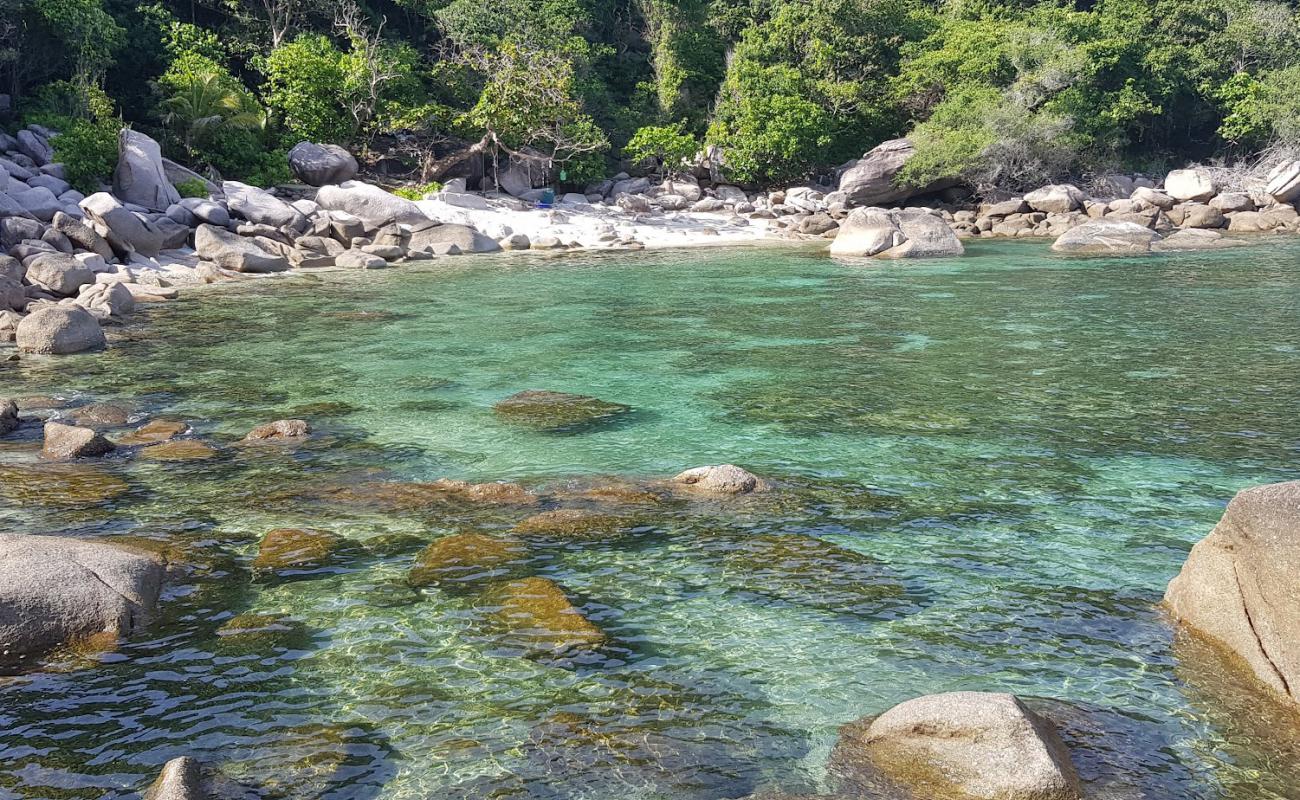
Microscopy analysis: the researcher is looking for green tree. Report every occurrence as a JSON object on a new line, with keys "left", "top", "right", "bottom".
{"left": 624, "top": 121, "right": 699, "bottom": 177}
{"left": 261, "top": 34, "right": 350, "bottom": 144}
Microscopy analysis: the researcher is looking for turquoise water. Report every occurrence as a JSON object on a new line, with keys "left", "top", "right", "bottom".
{"left": 3, "top": 239, "right": 1300, "bottom": 799}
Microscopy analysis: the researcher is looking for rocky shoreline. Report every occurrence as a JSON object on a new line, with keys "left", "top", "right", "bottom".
{"left": 6, "top": 127, "right": 1300, "bottom": 359}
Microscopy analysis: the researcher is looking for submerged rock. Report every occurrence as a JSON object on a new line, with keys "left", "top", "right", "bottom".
{"left": 512, "top": 509, "right": 631, "bottom": 538}
{"left": 0, "top": 533, "right": 165, "bottom": 667}
{"left": 252, "top": 528, "right": 347, "bottom": 575}
{"left": 0, "top": 463, "right": 129, "bottom": 506}
{"left": 1165, "top": 481, "right": 1300, "bottom": 707}
{"left": 42, "top": 421, "right": 115, "bottom": 459}
{"left": 243, "top": 419, "right": 311, "bottom": 441}
{"left": 482, "top": 576, "right": 606, "bottom": 656}
{"left": 0, "top": 398, "right": 17, "bottom": 436}
{"left": 66, "top": 402, "right": 134, "bottom": 428}
{"left": 672, "top": 464, "right": 770, "bottom": 495}
{"left": 834, "top": 692, "right": 1082, "bottom": 800}
{"left": 138, "top": 439, "right": 218, "bottom": 461}
{"left": 408, "top": 532, "right": 529, "bottom": 588}
{"left": 493, "top": 390, "right": 631, "bottom": 432}
{"left": 215, "top": 612, "right": 310, "bottom": 653}
{"left": 1153, "top": 228, "right": 1247, "bottom": 251}
{"left": 117, "top": 419, "right": 189, "bottom": 445}
{"left": 723, "top": 533, "right": 903, "bottom": 615}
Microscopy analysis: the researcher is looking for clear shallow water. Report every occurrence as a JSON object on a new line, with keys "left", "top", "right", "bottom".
{"left": 2, "top": 240, "right": 1300, "bottom": 799}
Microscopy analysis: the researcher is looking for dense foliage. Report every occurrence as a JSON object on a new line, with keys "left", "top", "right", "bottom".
{"left": 4, "top": 0, "right": 1300, "bottom": 191}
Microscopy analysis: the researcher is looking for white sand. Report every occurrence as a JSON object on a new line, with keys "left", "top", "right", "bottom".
{"left": 415, "top": 195, "right": 779, "bottom": 250}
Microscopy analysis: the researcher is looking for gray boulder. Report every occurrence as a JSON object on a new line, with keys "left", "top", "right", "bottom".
{"left": 835, "top": 692, "right": 1081, "bottom": 800}
{"left": 222, "top": 181, "right": 302, "bottom": 228}
{"left": 838, "top": 139, "right": 955, "bottom": 206}
{"left": 0, "top": 276, "right": 23, "bottom": 311}
{"left": 113, "top": 130, "right": 181, "bottom": 211}
{"left": 288, "top": 141, "right": 359, "bottom": 186}
{"left": 1164, "top": 168, "right": 1216, "bottom": 202}
{"left": 1024, "top": 184, "right": 1086, "bottom": 214}
{"left": 0, "top": 217, "right": 42, "bottom": 249}
{"left": 1266, "top": 160, "right": 1300, "bottom": 203}
{"left": 178, "top": 197, "right": 230, "bottom": 227}
{"left": 51, "top": 211, "right": 115, "bottom": 261}
{"left": 0, "top": 156, "right": 32, "bottom": 181}
{"left": 316, "top": 180, "right": 428, "bottom": 225}
{"left": 16, "top": 129, "right": 52, "bottom": 166}
{"left": 610, "top": 176, "right": 651, "bottom": 197}
{"left": 1154, "top": 228, "right": 1247, "bottom": 251}
{"left": 1050, "top": 219, "right": 1160, "bottom": 255}
{"left": 25, "top": 252, "right": 94, "bottom": 296}
{"left": 407, "top": 220, "right": 501, "bottom": 253}
{"left": 0, "top": 533, "right": 164, "bottom": 666}
{"left": 0, "top": 191, "right": 35, "bottom": 220}
{"left": 15, "top": 305, "right": 106, "bottom": 354}
{"left": 80, "top": 193, "right": 165, "bottom": 257}
{"left": 74, "top": 281, "right": 136, "bottom": 320}
{"left": 1166, "top": 481, "right": 1300, "bottom": 706}
{"left": 42, "top": 421, "right": 115, "bottom": 459}
{"left": 0, "top": 253, "right": 21, "bottom": 282}
{"left": 11, "top": 185, "right": 62, "bottom": 221}
{"left": 829, "top": 207, "right": 963, "bottom": 258}
{"left": 336, "top": 250, "right": 389, "bottom": 269}
{"left": 27, "top": 174, "right": 69, "bottom": 196}
{"left": 194, "top": 224, "right": 289, "bottom": 273}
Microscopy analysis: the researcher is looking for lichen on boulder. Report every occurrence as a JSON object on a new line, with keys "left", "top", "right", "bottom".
{"left": 481, "top": 576, "right": 607, "bottom": 656}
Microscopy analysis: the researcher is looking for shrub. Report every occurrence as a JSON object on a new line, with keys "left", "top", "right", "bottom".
{"left": 52, "top": 118, "right": 121, "bottom": 195}
{"left": 262, "top": 35, "right": 349, "bottom": 145}
{"left": 175, "top": 178, "right": 208, "bottom": 198}
{"left": 624, "top": 122, "right": 698, "bottom": 177}
{"left": 393, "top": 181, "right": 442, "bottom": 200}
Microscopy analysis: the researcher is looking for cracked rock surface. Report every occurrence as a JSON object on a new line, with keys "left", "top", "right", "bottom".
{"left": 0, "top": 533, "right": 165, "bottom": 667}
{"left": 1165, "top": 480, "right": 1300, "bottom": 704}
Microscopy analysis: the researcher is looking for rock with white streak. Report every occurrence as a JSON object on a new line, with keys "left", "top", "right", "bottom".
{"left": 1164, "top": 168, "right": 1216, "bottom": 202}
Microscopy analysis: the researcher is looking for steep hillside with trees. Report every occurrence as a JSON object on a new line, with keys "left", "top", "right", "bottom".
{"left": 3, "top": 0, "right": 1299, "bottom": 192}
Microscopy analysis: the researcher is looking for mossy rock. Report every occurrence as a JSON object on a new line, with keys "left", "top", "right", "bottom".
{"left": 137, "top": 439, "right": 219, "bottom": 461}
{"left": 409, "top": 532, "right": 530, "bottom": 588}
{"left": 723, "top": 534, "right": 904, "bottom": 615}
{"left": 252, "top": 528, "right": 349, "bottom": 575}
{"left": 65, "top": 402, "right": 135, "bottom": 428}
{"left": 116, "top": 419, "right": 189, "bottom": 445}
{"left": 512, "top": 509, "right": 633, "bottom": 538}
{"left": 0, "top": 463, "right": 130, "bottom": 507}
{"left": 360, "top": 532, "right": 428, "bottom": 558}
{"left": 315, "top": 478, "right": 538, "bottom": 512}
{"left": 493, "top": 390, "right": 631, "bottom": 433}
{"left": 556, "top": 479, "right": 668, "bottom": 508}
{"left": 482, "top": 576, "right": 607, "bottom": 656}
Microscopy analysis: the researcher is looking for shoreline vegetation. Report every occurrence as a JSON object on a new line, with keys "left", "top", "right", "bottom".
{"left": 5, "top": 0, "right": 1300, "bottom": 796}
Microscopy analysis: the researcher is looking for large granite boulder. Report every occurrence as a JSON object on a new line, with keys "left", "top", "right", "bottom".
{"left": 16, "top": 129, "right": 52, "bottom": 166}
{"left": 1165, "top": 481, "right": 1300, "bottom": 706}
{"left": 838, "top": 139, "right": 955, "bottom": 207}
{"left": 15, "top": 305, "right": 106, "bottom": 354}
{"left": 315, "top": 181, "right": 428, "bottom": 226}
{"left": 1266, "top": 160, "right": 1300, "bottom": 203}
{"left": 80, "top": 192, "right": 165, "bottom": 257}
{"left": 24, "top": 252, "right": 94, "bottom": 296}
{"left": 113, "top": 130, "right": 181, "bottom": 211}
{"left": 1050, "top": 219, "right": 1159, "bottom": 255}
{"left": 835, "top": 692, "right": 1082, "bottom": 800}
{"left": 407, "top": 220, "right": 501, "bottom": 254}
{"left": 1164, "top": 168, "right": 1215, "bottom": 202}
{"left": 11, "top": 185, "right": 61, "bottom": 221}
{"left": 75, "top": 281, "right": 136, "bottom": 320}
{"left": 288, "top": 141, "right": 359, "bottom": 186}
{"left": 0, "top": 533, "right": 165, "bottom": 666}
{"left": 1024, "top": 184, "right": 1086, "bottom": 214}
{"left": 194, "top": 224, "right": 288, "bottom": 273}
{"left": 222, "top": 181, "right": 302, "bottom": 229}
{"left": 829, "top": 207, "right": 963, "bottom": 258}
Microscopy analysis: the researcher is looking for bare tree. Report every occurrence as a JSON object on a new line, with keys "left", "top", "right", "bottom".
{"left": 259, "top": 0, "right": 300, "bottom": 49}
{"left": 335, "top": 1, "right": 404, "bottom": 147}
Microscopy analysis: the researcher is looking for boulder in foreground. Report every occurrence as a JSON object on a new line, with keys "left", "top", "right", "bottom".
{"left": 835, "top": 691, "right": 1082, "bottom": 800}
{"left": 1050, "top": 219, "right": 1159, "bottom": 255}
{"left": 0, "top": 533, "right": 165, "bottom": 667}
{"left": 1165, "top": 480, "right": 1300, "bottom": 706}
{"left": 42, "top": 421, "right": 115, "bottom": 459}
{"left": 143, "top": 756, "right": 205, "bottom": 800}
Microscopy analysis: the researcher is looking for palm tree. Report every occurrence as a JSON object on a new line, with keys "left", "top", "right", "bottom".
{"left": 160, "top": 72, "right": 266, "bottom": 158}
